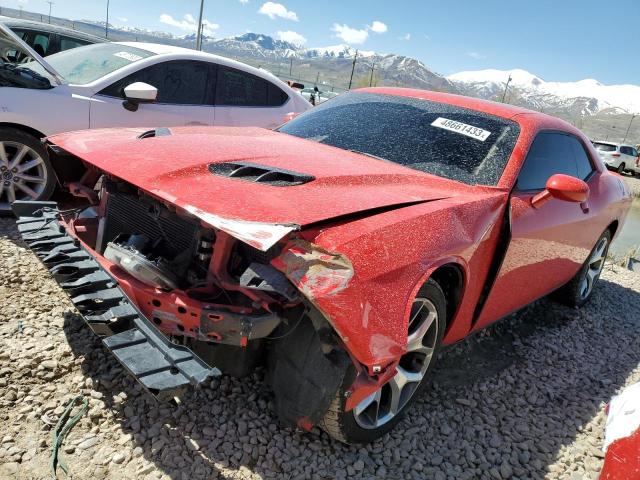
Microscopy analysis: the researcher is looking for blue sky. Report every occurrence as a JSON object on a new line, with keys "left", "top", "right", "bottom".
{"left": 4, "top": 0, "right": 639, "bottom": 85}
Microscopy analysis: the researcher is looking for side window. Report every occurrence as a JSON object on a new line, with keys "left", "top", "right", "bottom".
{"left": 516, "top": 133, "right": 577, "bottom": 191}
{"left": 216, "top": 67, "right": 267, "bottom": 106}
{"left": 632, "top": 148, "right": 639, "bottom": 157}
{"left": 566, "top": 136, "right": 595, "bottom": 181}
{"left": 59, "top": 36, "right": 90, "bottom": 51}
{"left": 215, "top": 67, "right": 287, "bottom": 107}
{"left": 31, "top": 32, "right": 51, "bottom": 56}
{"left": 99, "top": 61, "right": 209, "bottom": 105}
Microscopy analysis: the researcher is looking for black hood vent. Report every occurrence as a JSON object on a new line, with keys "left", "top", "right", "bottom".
{"left": 208, "top": 161, "right": 314, "bottom": 186}
{"left": 138, "top": 127, "right": 172, "bottom": 139}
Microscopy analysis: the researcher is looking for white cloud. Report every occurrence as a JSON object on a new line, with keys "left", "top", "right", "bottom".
{"left": 398, "top": 33, "right": 411, "bottom": 41}
{"left": 423, "top": 34, "right": 430, "bottom": 40}
{"left": 467, "top": 51, "right": 486, "bottom": 60}
{"left": 368, "top": 21, "right": 387, "bottom": 34}
{"left": 276, "top": 30, "right": 307, "bottom": 46}
{"left": 117, "top": 17, "right": 128, "bottom": 23}
{"left": 239, "top": 0, "right": 249, "bottom": 3}
{"left": 331, "top": 23, "right": 369, "bottom": 45}
{"left": 159, "top": 13, "right": 219, "bottom": 36}
{"left": 258, "top": 2, "right": 298, "bottom": 21}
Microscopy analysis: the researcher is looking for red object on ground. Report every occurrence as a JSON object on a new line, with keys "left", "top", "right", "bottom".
{"left": 601, "top": 428, "right": 640, "bottom": 479}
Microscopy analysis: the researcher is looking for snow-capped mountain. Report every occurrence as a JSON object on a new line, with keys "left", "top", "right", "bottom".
{"left": 448, "top": 69, "right": 640, "bottom": 115}
{"left": 301, "top": 45, "right": 377, "bottom": 59}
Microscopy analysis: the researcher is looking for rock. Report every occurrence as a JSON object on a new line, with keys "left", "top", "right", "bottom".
{"left": 41, "top": 360, "right": 57, "bottom": 370}
{"left": 111, "top": 452, "right": 126, "bottom": 464}
{"left": 77, "top": 437, "right": 100, "bottom": 450}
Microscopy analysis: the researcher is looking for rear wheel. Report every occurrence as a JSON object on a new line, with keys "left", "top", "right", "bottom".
{"left": 552, "top": 230, "right": 611, "bottom": 308}
{"left": 320, "top": 279, "right": 446, "bottom": 444}
{"left": 617, "top": 162, "right": 626, "bottom": 174}
{"left": 0, "top": 128, "right": 55, "bottom": 214}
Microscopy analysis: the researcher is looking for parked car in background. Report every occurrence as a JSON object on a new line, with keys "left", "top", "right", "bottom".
{"left": 0, "top": 16, "right": 105, "bottom": 58}
{"left": 300, "top": 87, "right": 339, "bottom": 104}
{"left": 593, "top": 141, "right": 640, "bottom": 175}
{"left": 14, "top": 88, "right": 631, "bottom": 443}
{"left": 0, "top": 25, "right": 310, "bottom": 212}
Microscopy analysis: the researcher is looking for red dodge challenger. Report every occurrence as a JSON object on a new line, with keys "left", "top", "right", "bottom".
{"left": 14, "top": 88, "right": 632, "bottom": 443}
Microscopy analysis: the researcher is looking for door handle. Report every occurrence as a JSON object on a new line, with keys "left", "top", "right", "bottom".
{"left": 580, "top": 201, "right": 590, "bottom": 214}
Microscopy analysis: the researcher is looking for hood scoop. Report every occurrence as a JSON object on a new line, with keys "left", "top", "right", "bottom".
{"left": 208, "top": 161, "right": 314, "bottom": 187}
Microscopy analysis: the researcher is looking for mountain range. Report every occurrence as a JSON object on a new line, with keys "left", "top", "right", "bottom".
{"left": 1, "top": 6, "right": 638, "bottom": 141}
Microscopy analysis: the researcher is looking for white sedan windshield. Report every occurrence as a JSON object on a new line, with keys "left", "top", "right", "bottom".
{"left": 25, "top": 43, "right": 155, "bottom": 85}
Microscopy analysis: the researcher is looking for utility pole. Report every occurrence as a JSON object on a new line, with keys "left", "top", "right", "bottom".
{"left": 623, "top": 114, "right": 637, "bottom": 143}
{"left": 289, "top": 57, "right": 293, "bottom": 76}
{"left": 369, "top": 61, "right": 376, "bottom": 87}
{"left": 46, "top": 1, "right": 54, "bottom": 24}
{"left": 348, "top": 49, "right": 358, "bottom": 89}
{"left": 105, "top": 0, "right": 110, "bottom": 38}
{"left": 195, "top": 0, "right": 205, "bottom": 50}
{"left": 315, "top": 71, "right": 319, "bottom": 86}
{"left": 18, "top": 6, "right": 23, "bottom": 17}
{"left": 501, "top": 74, "right": 512, "bottom": 103}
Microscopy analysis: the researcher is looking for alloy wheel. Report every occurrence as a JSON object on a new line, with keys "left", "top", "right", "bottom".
{"left": 353, "top": 297, "right": 439, "bottom": 429}
{"left": 579, "top": 236, "right": 608, "bottom": 300}
{"left": 0, "top": 141, "right": 48, "bottom": 210}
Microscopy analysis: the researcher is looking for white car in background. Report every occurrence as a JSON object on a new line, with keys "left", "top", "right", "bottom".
{"left": 593, "top": 141, "right": 640, "bottom": 175}
{"left": 0, "top": 25, "right": 310, "bottom": 212}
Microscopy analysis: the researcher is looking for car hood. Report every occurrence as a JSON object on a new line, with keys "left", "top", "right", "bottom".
{"left": 50, "top": 126, "right": 486, "bottom": 249}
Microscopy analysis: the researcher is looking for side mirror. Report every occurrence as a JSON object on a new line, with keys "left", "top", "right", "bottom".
{"left": 531, "top": 174, "right": 589, "bottom": 209}
{"left": 122, "top": 82, "right": 157, "bottom": 112}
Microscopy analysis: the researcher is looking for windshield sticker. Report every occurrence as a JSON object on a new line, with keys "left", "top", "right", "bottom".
{"left": 431, "top": 117, "right": 492, "bottom": 141}
{"left": 113, "top": 51, "right": 143, "bottom": 62}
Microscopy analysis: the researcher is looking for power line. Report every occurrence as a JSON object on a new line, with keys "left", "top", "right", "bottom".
{"left": 501, "top": 74, "right": 512, "bottom": 103}
{"left": 195, "top": 0, "right": 205, "bottom": 50}
{"left": 348, "top": 49, "right": 358, "bottom": 90}
{"left": 46, "top": 1, "right": 54, "bottom": 24}
{"left": 105, "top": 0, "right": 110, "bottom": 38}
{"left": 623, "top": 114, "right": 637, "bottom": 143}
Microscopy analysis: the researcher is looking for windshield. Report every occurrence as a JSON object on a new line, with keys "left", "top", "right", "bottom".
{"left": 24, "top": 43, "right": 155, "bottom": 85}
{"left": 593, "top": 142, "right": 617, "bottom": 152}
{"left": 278, "top": 92, "right": 520, "bottom": 186}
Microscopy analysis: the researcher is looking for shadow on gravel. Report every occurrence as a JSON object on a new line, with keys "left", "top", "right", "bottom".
{"left": 58, "top": 271, "right": 640, "bottom": 480}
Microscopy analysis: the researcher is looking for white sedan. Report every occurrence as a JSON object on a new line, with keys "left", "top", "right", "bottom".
{"left": 0, "top": 25, "right": 310, "bottom": 212}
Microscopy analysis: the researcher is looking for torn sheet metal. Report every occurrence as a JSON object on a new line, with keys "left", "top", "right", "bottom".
{"left": 272, "top": 239, "right": 354, "bottom": 298}
{"left": 183, "top": 205, "right": 298, "bottom": 252}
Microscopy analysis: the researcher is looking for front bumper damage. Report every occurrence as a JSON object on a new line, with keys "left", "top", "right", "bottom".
{"left": 13, "top": 201, "right": 220, "bottom": 402}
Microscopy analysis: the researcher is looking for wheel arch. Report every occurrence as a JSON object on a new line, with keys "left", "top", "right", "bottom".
{"left": 0, "top": 122, "right": 47, "bottom": 141}
{"left": 429, "top": 262, "right": 465, "bottom": 331}
{"left": 607, "top": 220, "right": 619, "bottom": 239}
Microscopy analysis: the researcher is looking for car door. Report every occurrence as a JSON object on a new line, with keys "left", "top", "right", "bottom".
{"left": 89, "top": 60, "right": 213, "bottom": 129}
{"left": 474, "top": 132, "right": 601, "bottom": 330}
{"left": 213, "top": 65, "right": 291, "bottom": 128}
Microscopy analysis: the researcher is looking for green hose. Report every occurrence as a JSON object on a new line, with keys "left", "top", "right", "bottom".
{"left": 50, "top": 395, "right": 89, "bottom": 479}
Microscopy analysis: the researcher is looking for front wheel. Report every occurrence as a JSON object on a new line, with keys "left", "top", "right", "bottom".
{"left": 320, "top": 279, "right": 446, "bottom": 444}
{"left": 0, "top": 128, "right": 56, "bottom": 214}
{"left": 552, "top": 230, "right": 611, "bottom": 308}
{"left": 617, "top": 163, "right": 626, "bottom": 174}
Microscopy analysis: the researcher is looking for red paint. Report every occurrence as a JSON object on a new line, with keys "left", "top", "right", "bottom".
{"left": 50, "top": 88, "right": 632, "bottom": 376}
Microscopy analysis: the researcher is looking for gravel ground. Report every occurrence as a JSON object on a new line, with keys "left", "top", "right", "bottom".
{"left": 622, "top": 172, "right": 640, "bottom": 197}
{"left": 1, "top": 217, "right": 640, "bottom": 480}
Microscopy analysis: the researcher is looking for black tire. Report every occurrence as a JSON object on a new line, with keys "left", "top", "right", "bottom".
{"left": 0, "top": 128, "right": 55, "bottom": 215}
{"left": 552, "top": 230, "right": 611, "bottom": 308}
{"left": 320, "top": 279, "right": 447, "bottom": 444}
{"left": 617, "top": 163, "right": 626, "bottom": 174}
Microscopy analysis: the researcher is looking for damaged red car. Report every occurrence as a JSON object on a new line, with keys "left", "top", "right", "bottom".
{"left": 14, "top": 89, "right": 631, "bottom": 444}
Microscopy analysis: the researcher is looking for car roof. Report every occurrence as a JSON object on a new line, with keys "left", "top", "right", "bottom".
{"left": 593, "top": 141, "right": 634, "bottom": 148}
{"left": 114, "top": 41, "right": 287, "bottom": 86}
{"left": 0, "top": 16, "right": 107, "bottom": 42}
